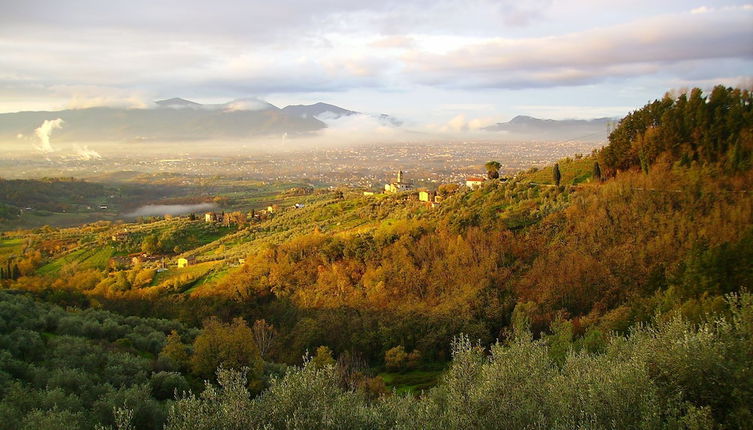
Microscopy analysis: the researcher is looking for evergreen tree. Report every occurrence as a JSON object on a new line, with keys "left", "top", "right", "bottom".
{"left": 592, "top": 161, "right": 602, "bottom": 182}
{"left": 553, "top": 163, "right": 562, "bottom": 186}
{"left": 485, "top": 161, "right": 501, "bottom": 179}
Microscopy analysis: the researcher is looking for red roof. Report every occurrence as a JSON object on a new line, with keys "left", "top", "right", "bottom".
{"left": 466, "top": 177, "right": 485, "bottom": 181}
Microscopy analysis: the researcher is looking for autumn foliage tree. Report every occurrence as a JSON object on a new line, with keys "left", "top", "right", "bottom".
{"left": 190, "top": 317, "right": 263, "bottom": 381}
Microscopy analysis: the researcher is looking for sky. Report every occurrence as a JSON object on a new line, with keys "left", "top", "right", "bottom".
{"left": 1, "top": 0, "right": 752, "bottom": 128}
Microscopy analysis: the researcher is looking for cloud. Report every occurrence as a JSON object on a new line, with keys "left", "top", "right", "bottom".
{"left": 435, "top": 114, "right": 495, "bottom": 133}
{"left": 124, "top": 203, "right": 218, "bottom": 218}
{"left": 34, "top": 118, "right": 63, "bottom": 153}
{"left": 513, "top": 105, "right": 633, "bottom": 120}
{"left": 222, "top": 98, "right": 273, "bottom": 112}
{"left": 51, "top": 85, "right": 154, "bottom": 109}
{"left": 402, "top": 6, "right": 753, "bottom": 89}
{"left": 72, "top": 144, "right": 102, "bottom": 160}
{"left": 0, "top": 0, "right": 751, "bottom": 119}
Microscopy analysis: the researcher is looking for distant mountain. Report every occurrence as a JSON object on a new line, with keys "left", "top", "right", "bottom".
{"left": 485, "top": 115, "right": 613, "bottom": 142}
{"left": 154, "top": 98, "right": 203, "bottom": 109}
{"left": 0, "top": 98, "right": 403, "bottom": 145}
{"left": 0, "top": 99, "right": 366, "bottom": 144}
{"left": 282, "top": 102, "right": 358, "bottom": 119}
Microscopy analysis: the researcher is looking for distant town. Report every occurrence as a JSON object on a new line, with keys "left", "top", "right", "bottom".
{"left": 0, "top": 140, "right": 600, "bottom": 189}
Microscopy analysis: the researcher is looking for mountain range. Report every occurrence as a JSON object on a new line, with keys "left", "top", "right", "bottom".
{"left": 0, "top": 98, "right": 364, "bottom": 144}
{"left": 0, "top": 98, "right": 611, "bottom": 145}
{"left": 485, "top": 115, "right": 612, "bottom": 142}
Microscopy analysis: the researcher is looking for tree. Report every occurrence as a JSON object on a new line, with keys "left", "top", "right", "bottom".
{"left": 252, "top": 319, "right": 276, "bottom": 360}
{"left": 311, "top": 345, "right": 335, "bottom": 368}
{"left": 141, "top": 234, "right": 159, "bottom": 255}
{"left": 552, "top": 163, "right": 562, "bottom": 186}
{"left": 159, "top": 330, "right": 189, "bottom": 371}
{"left": 384, "top": 345, "right": 408, "bottom": 371}
{"left": 407, "top": 349, "right": 422, "bottom": 369}
{"left": 485, "top": 161, "right": 501, "bottom": 179}
{"left": 190, "top": 317, "right": 263, "bottom": 380}
{"left": 592, "top": 161, "right": 602, "bottom": 182}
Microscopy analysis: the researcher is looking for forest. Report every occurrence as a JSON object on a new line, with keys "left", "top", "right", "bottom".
{"left": 0, "top": 86, "right": 752, "bottom": 428}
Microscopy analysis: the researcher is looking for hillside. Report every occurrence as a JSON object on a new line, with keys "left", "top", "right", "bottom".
{"left": 0, "top": 86, "right": 752, "bottom": 429}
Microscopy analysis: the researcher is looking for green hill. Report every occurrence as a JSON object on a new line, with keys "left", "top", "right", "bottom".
{"left": 1, "top": 85, "right": 752, "bottom": 430}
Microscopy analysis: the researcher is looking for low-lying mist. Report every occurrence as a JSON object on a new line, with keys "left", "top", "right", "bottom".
{"left": 123, "top": 203, "right": 217, "bottom": 218}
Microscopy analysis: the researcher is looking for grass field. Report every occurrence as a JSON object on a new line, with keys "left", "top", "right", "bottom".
{"left": 528, "top": 156, "right": 596, "bottom": 185}
{"left": 0, "top": 238, "right": 24, "bottom": 258}
{"left": 379, "top": 368, "right": 444, "bottom": 395}
{"left": 151, "top": 260, "right": 220, "bottom": 290}
{"left": 37, "top": 246, "right": 115, "bottom": 275}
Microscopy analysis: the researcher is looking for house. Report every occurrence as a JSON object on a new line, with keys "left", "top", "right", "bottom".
{"left": 385, "top": 170, "right": 413, "bottom": 193}
{"left": 465, "top": 177, "right": 486, "bottom": 189}
{"left": 204, "top": 212, "right": 218, "bottom": 223}
{"left": 419, "top": 190, "right": 436, "bottom": 202}
{"left": 178, "top": 257, "right": 196, "bottom": 268}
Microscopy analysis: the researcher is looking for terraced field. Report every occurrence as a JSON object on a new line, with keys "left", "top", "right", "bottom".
{"left": 37, "top": 246, "right": 115, "bottom": 275}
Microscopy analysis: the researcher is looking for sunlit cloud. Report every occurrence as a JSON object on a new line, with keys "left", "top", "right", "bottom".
{"left": 0, "top": 0, "right": 750, "bottom": 124}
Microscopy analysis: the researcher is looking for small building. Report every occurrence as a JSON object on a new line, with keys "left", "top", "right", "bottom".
{"left": 465, "top": 177, "right": 486, "bottom": 189}
{"left": 385, "top": 170, "right": 413, "bottom": 193}
{"left": 204, "top": 212, "right": 218, "bottom": 223}
{"left": 363, "top": 191, "right": 375, "bottom": 196}
{"left": 177, "top": 257, "right": 196, "bottom": 268}
{"left": 419, "top": 190, "right": 436, "bottom": 202}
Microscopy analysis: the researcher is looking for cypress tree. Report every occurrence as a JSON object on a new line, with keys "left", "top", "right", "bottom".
{"left": 592, "top": 161, "right": 602, "bottom": 182}
{"left": 553, "top": 163, "right": 562, "bottom": 186}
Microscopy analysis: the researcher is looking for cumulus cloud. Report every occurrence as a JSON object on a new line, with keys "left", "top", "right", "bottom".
{"left": 34, "top": 118, "right": 63, "bottom": 153}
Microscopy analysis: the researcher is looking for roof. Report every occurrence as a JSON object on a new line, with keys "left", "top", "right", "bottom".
{"left": 466, "top": 177, "right": 486, "bottom": 182}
